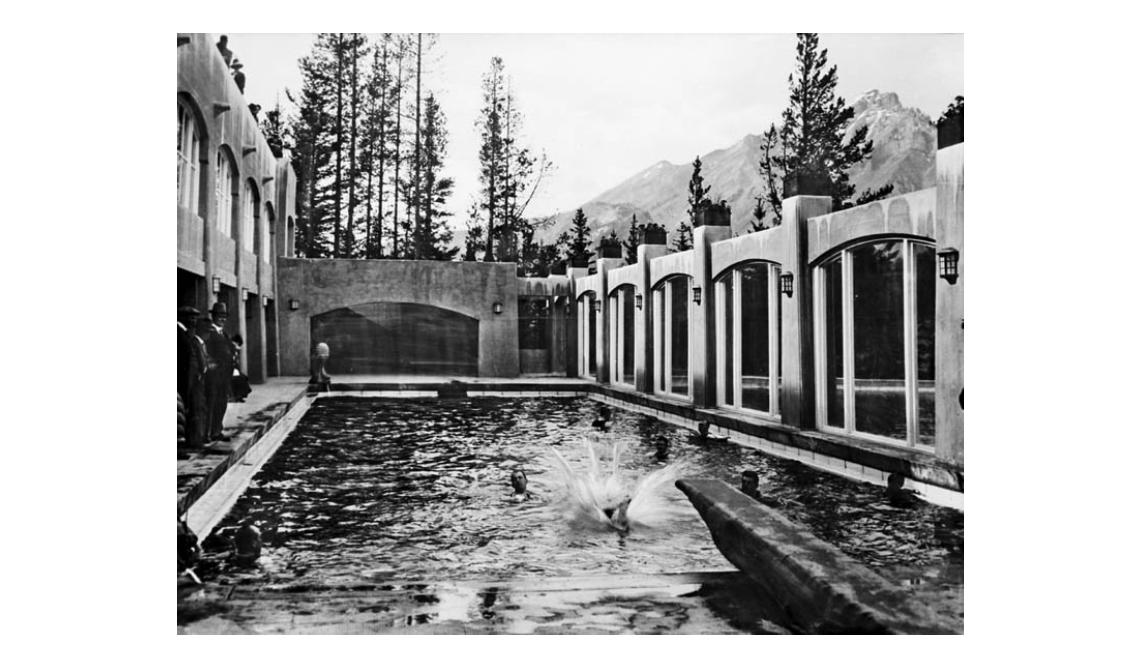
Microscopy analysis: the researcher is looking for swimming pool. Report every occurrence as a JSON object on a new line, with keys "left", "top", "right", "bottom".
{"left": 190, "top": 396, "right": 962, "bottom": 631}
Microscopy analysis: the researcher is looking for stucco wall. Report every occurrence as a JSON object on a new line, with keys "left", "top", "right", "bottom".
{"left": 710, "top": 225, "right": 784, "bottom": 279}
{"left": 606, "top": 264, "right": 640, "bottom": 294}
{"left": 935, "top": 145, "right": 964, "bottom": 465}
{"left": 806, "top": 188, "right": 936, "bottom": 265}
{"left": 276, "top": 259, "right": 520, "bottom": 378}
{"left": 649, "top": 249, "right": 694, "bottom": 289}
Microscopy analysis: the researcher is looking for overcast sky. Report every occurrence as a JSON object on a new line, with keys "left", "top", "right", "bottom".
{"left": 227, "top": 33, "right": 963, "bottom": 220}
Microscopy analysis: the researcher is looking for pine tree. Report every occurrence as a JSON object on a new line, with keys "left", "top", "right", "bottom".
{"left": 413, "top": 93, "right": 457, "bottom": 260}
{"left": 260, "top": 101, "right": 287, "bottom": 159}
{"left": 623, "top": 213, "right": 643, "bottom": 264}
{"left": 749, "top": 195, "right": 768, "bottom": 232}
{"left": 343, "top": 33, "right": 366, "bottom": 258}
{"left": 675, "top": 155, "right": 709, "bottom": 251}
{"left": 476, "top": 57, "right": 552, "bottom": 262}
{"left": 568, "top": 208, "right": 593, "bottom": 263}
{"left": 762, "top": 33, "right": 890, "bottom": 211}
{"left": 288, "top": 34, "right": 340, "bottom": 258}
{"left": 477, "top": 57, "right": 506, "bottom": 261}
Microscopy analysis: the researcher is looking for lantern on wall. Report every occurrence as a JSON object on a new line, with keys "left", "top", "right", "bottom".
{"left": 212, "top": 276, "right": 221, "bottom": 294}
{"left": 937, "top": 247, "right": 960, "bottom": 285}
{"left": 692, "top": 287, "right": 702, "bottom": 305}
{"left": 241, "top": 287, "right": 249, "bottom": 302}
{"left": 780, "top": 272, "right": 794, "bottom": 297}
{"left": 635, "top": 293, "right": 643, "bottom": 310}
{"left": 593, "top": 300, "right": 602, "bottom": 312}
{"left": 289, "top": 299, "right": 300, "bottom": 311}
{"left": 493, "top": 302, "right": 504, "bottom": 315}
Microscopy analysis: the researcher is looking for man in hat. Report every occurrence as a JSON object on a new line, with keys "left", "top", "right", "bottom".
{"left": 177, "top": 306, "right": 209, "bottom": 449}
{"left": 201, "top": 301, "right": 236, "bottom": 443}
{"left": 231, "top": 59, "right": 246, "bottom": 94}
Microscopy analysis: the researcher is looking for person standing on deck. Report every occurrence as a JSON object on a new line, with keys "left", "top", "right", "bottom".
{"left": 177, "top": 306, "right": 208, "bottom": 448}
{"left": 201, "top": 301, "right": 235, "bottom": 443}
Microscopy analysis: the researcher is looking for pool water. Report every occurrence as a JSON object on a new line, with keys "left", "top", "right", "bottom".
{"left": 198, "top": 397, "right": 962, "bottom": 600}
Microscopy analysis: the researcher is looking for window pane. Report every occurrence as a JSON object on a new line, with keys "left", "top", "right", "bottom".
{"left": 621, "top": 288, "right": 635, "bottom": 385}
{"left": 852, "top": 241, "right": 906, "bottom": 439}
{"left": 720, "top": 275, "right": 734, "bottom": 406}
{"left": 740, "top": 264, "right": 770, "bottom": 412}
{"left": 916, "top": 244, "right": 937, "bottom": 445}
{"left": 669, "top": 277, "right": 689, "bottom": 395}
{"left": 823, "top": 258, "right": 845, "bottom": 428}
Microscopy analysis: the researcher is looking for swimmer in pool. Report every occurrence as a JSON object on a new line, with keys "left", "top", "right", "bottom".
{"left": 697, "top": 421, "right": 729, "bottom": 444}
{"left": 601, "top": 498, "right": 632, "bottom": 534}
{"left": 653, "top": 436, "right": 670, "bottom": 462}
{"left": 510, "top": 469, "right": 528, "bottom": 495}
{"left": 591, "top": 405, "right": 613, "bottom": 431}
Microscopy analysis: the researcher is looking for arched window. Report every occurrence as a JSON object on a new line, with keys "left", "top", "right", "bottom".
{"left": 608, "top": 285, "right": 636, "bottom": 386}
{"left": 577, "top": 292, "right": 597, "bottom": 379}
{"left": 262, "top": 202, "right": 274, "bottom": 260}
{"left": 716, "top": 262, "right": 781, "bottom": 415}
{"left": 815, "top": 239, "right": 936, "bottom": 446}
{"left": 177, "top": 101, "right": 201, "bottom": 213}
{"left": 654, "top": 275, "right": 690, "bottom": 397}
{"left": 243, "top": 180, "right": 258, "bottom": 253}
{"left": 215, "top": 150, "right": 236, "bottom": 236}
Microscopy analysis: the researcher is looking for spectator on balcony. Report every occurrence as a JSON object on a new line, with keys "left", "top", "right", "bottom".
{"left": 231, "top": 59, "right": 246, "bottom": 94}
{"left": 216, "top": 35, "right": 233, "bottom": 67}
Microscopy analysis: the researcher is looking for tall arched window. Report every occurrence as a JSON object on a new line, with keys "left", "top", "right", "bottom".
{"left": 654, "top": 275, "right": 690, "bottom": 397}
{"left": 716, "top": 262, "right": 781, "bottom": 415}
{"left": 608, "top": 286, "right": 636, "bottom": 386}
{"left": 243, "top": 181, "right": 258, "bottom": 253}
{"left": 262, "top": 202, "right": 274, "bottom": 260}
{"left": 815, "top": 238, "right": 936, "bottom": 447}
{"left": 577, "top": 292, "right": 597, "bottom": 379}
{"left": 215, "top": 150, "right": 235, "bottom": 236}
{"left": 177, "top": 101, "right": 201, "bottom": 213}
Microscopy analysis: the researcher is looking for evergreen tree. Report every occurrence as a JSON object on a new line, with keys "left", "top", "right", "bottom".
{"left": 413, "top": 93, "right": 457, "bottom": 260}
{"left": 762, "top": 33, "right": 890, "bottom": 212}
{"left": 342, "top": 33, "right": 366, "bottom": 258}
{"left": 675, "top": 155, "right": 709, "bottom": 251}
{"left": 288, "top": 34, "right": 340, "bottom": 258}
{"left": 623, "top": 213, "right": 643, "bottom": 264}
{"left": 260, "top": 101, "right": 287, "bottom": 159}
{"left": 749, "top": 195, "right": 768, "bottom": 232}
{"left": 476, "top": 57, "right": 553, "bottom": 262}
{"left": 568, "top": 208, "right": 593, "bottom": 263}
{"left": 477, "top": 57, "right": 506, "bottom": 261}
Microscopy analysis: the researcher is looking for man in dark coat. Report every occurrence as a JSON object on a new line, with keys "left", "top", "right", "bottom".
{"left": 201, "top": 301, "right": 235, "bottom": 443}
{"left": 177, "top": 306, "right": 208, "bottom": 448}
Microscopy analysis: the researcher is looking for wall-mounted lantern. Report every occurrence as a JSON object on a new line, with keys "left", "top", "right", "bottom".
{"left": 593, "top": 300, "right": 602, "bottom": 313}
{"left": 212, "top": 276, "right": 221, "bottom": 294}
{"left": 493, "top": 301, "right": 503, "bottom": 315}
{"left": 564, "top": 298, "right": 572, "bottom": 316}
{"left": 635, "top": 293, "right": 643, "bottom": 310}
{"left": 692, "top": 286, "right": 702, "bottom": 305}
{"left": 780, "top": 272, "right": 794, "bottom": 297}
{"left": 289, "top": 299, "right": 300, "bottom": 311}
{"left": 241, "top": 287, "right": 249, "bottom": 302}
{"left": 262, "top": 295, "right": 269, "bottom": 308}
{"left": 937, "top": 247, "right": 960, "bottom": 285}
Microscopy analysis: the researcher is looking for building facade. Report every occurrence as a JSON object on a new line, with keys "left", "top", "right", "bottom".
{"left": 177, "top": 33, "right": 297, "bottom": 382}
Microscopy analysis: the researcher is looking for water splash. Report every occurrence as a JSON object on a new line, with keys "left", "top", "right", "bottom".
{"left": 547, "top": 437, "right": 690, "bottom": 533}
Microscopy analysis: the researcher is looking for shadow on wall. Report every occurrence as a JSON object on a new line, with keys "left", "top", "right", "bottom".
{"left": 311, "top": 302, "right": 479, "bottom": 375}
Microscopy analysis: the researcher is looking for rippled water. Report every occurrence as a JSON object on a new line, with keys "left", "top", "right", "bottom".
{"left": 200, "top": 397, "right": 962, "bottom": 594}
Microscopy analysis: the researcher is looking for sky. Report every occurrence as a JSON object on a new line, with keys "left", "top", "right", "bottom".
{"left": 229, "top": 33, "right": 963, "bottom": 221}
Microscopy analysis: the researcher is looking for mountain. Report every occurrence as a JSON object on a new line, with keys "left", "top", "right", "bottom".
{"left": 542, "top": 90, "right": 936, "bottom": 246}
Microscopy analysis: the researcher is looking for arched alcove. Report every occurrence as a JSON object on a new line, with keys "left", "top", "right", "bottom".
{"left": 310, "top": 302, "right": 479, "bottom": 375}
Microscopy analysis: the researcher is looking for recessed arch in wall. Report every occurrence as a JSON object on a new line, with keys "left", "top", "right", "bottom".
{"left": 310, "top": 302, "right": 479, "bottom": 376}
